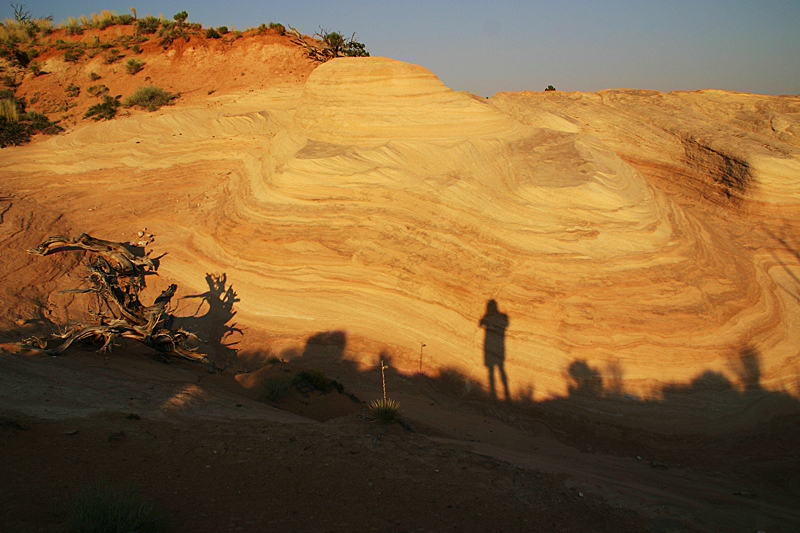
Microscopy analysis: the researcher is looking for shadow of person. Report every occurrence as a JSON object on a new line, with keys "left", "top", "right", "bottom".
{"left": 480, "top": 299, "right": 510, "bottom": 401}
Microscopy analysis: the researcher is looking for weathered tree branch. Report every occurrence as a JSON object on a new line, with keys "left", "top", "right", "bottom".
{"left": 24, "top": 233, "right": 213, "bottom": 369}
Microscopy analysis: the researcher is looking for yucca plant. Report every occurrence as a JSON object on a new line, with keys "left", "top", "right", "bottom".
{"left": 368, "top": 398, "right": 401, "bottom": 423}
{"left": 368, "top": 359, "right": 402, "bottom": 423}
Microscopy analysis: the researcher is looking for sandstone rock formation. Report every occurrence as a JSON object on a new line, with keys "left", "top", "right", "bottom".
{"left": 2, "top": 57, "right": 799, "bottom": 405}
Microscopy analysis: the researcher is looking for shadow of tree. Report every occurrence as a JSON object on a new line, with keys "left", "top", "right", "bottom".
{"left": 171, "top": 273, "right": 242, "bottom": 367}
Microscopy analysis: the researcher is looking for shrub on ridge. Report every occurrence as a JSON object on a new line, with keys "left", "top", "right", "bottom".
{"left": 122, "top": 86, "right": 178, "bottom": 111}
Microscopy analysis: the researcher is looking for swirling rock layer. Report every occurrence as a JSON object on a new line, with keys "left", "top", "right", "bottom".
{"left": 1, "top": 58, "right": 799, "bottom": 402}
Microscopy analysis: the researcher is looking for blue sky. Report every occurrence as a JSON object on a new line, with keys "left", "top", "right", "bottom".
{"left": 7, "top": 1, "right": 799, "bottom": 96}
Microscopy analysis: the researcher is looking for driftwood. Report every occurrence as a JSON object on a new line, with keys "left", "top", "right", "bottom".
{"left": 24, "top": 233, "right": 213, "bottom": 369}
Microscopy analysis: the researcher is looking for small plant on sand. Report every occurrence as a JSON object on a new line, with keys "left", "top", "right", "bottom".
{"left": 122, "top": 86, "right": 177, "bottom": 111}
{"left": 65, "top": 83, "right": 80, "bottom": 97}
{"left": 66, "top": 481, "right": 171, "bottom": 533}
{"left": 269, "top": 22, "right": 286, "bottom": 35}
{"left": 367, "top": 359, "right": 402, "bottom": 423}
{"left": 217, "top": 26, "right": 229, "bottom": 35}
{"left": 125, "top": 58, "right": 145, "bottom": 75}
{"left": 84, "top": 94, "right": 119, "bottom": 121}
{"left": 88, "top": 71, "right": 101, "bottom": 81}
{"left": 262, "top": 376, "right": 292, "bottom": 403}
{"left": 544, "top": 85, "right": 556, "bottom": 91}
{"left": 205, "top": 27, "right": 220, "bottom": 39}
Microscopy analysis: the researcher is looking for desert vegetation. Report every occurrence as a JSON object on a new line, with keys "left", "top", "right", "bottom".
{"left": 67, "top": 481, "right": 171, "bottom": 533}
{"left": 83, "top": 94, "right": 118, "bottom": 120}
{"left": 0, "top": 88, "right": 60, "bottom": 145}
{"left": 122, "top": 86, "right": 178, "bottom": 111}
{"left": 0, "top": 5, "right": 369, "bottom": 145}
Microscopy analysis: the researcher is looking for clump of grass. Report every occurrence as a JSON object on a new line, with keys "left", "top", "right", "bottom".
{"left": 0, "top": 96, "right": 20, "bottom": 122}
{"left": 122, "top": 86, "right": 177, "bottom": 111}
{"left": 89, "top": 71, "right": 101, "bottom": 81}
{"left": 84, "top": 95, "right": 120, "bottom": 121}
{"left": 125, "top": 59, "right": 145, "bottom": 75}
{"left": 269, "top": 22, "right": 286, "bottom": 35}
{"left": 205, "top": 28, "right": 220, "bottom": 39}
{"left": 262, "top": 376, "right": 292, "bottom": 403}
{"left": 65, "top": 84, "right": 80, "bottom": 97}
{"left": 66, "top": 481, "right": 171, "bottom": 533}
{"left": 368, "top": 398, "right": 401, "bottom": 423}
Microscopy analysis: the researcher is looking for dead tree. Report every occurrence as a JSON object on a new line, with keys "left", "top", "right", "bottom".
{"left": 287, "top": 26, "right": 368, "bottom": 62}
{"left": 24, "top": 233, "right": 214, "bottom": 369}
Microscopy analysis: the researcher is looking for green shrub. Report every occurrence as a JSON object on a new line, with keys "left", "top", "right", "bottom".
{"left": 66, "top": 482, "right": 171, "bottom": 533}
{"left": 205, "top": 28, "right": 220, "bottom": 39}
{"left": 65, "top": 84, "right": 80, "bottom": 97}
{"left": 217, "top": 26, "right": 228, "bottom": 35}
{"left": 292, "top": 370, "right": 330, "bottom": 392}
{"left": 104, "top": 48, "right": 122, "bottom": 64}
{"left": 84, "top": 94, "right": 120, "bottom": 120}
{"left": 28, "top": 61, "right": 40, "bottom": 76}
{"left": 123, "top": 86, "right": 178, "bottom": 111}
{"left": 262, "top": 376, "right": 292, "bottom": 402}
{"left": 132, "top": 44, "right": 142, "bottom": 54}
{"left": 269, "top": 22, "right": 286, "bottom": 35}
{"left": 544, "top": 85, "right": 556, "bottom": 91}
{"left": 317, "top": 29, "right": 369, "bottom": 58}
{"left": 173, "top": 11, "right": 188, "bottom": 26}
{"left": 368, "top": 398, "right": 401, "bottom": 423}
{"left": 87, "top": 84, "right": 109, "bottom": 96}
{"left": 125, "top": 59, "right": 145, "bottom": 75}
{"left": 89, "top": 71, "right": 101, "bottom": 81}
{"left": 136, "top": 16, "right": 160, "bottom": 35}
{"left": 63, "top": 47, "right": 84, "bottom": 62}
{"left": 115, "top": 14, "right": 135, "bottom": 25}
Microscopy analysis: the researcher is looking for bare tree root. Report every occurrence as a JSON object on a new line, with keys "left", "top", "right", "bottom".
{"left": 24, "top": 233, "right": 214, "bottom": 370}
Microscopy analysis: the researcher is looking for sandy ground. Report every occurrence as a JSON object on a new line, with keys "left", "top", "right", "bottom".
{"left": 1, "top": 28, "right": 800, "bottom": 532}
